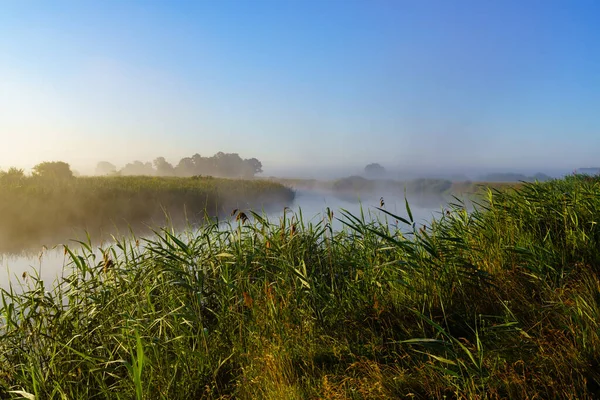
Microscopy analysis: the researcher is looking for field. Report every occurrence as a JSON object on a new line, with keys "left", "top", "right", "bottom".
{"left": 0, "top": 175, "right": 295, "bottom": 253}
{"left": 1, "top": 174, "right": 600, "bottom": 399}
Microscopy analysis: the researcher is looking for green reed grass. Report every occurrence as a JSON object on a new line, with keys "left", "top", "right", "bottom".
{"left": 1, "top": 174, "right": 599, "bottom": 399}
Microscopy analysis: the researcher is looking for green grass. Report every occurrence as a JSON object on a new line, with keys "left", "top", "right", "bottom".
{"left": 1, "top": 174, "right": 600, "bottom": 399}
{"left": 0, "top": 175, "right": 294, "bottom": 253}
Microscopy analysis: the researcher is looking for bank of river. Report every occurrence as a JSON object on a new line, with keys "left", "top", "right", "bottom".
{"left": 0, "top": 189, "right": 444, "bottom": 290}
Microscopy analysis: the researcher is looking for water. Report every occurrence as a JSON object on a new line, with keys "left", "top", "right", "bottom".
{"left": 0, "top": 248, "right": 70, "bottom": 291}
{"left": 287, "top": 189, "right": 439, "bottom": 228}
{"left": 0, "top": 189, "right": 444, "bottom": 290}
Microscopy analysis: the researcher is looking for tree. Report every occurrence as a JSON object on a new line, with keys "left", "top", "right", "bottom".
{"left": 214, "top": 153, "right": 244, "bottom": 177}
{"left": 364, "top": 163, "right": 385, "bottom": 178}
{"left": 95, "top": 161, "right": 117, "bottom": 176}
{"left": 0, "top": 167, "right": 25, "bottom": 184}
{"left": 120, "top": 161, "right": 155, "bottom": 176}
{"left": 191, "top": 153, "right": 213, "bottom": 175}
{"left": 172, "top": 152, "right": 265, "bottom": 178}
{"left": 175, "top": 157, "right": 196, "bottom": 176}
{"left": 243, "top": 158, "right": 263, "bottom": 178}
{"left": 32, "top": 161, "right": 74, "bottom": 179}
{"left": 153, "top": 157, "right": 175, "bottom": 176}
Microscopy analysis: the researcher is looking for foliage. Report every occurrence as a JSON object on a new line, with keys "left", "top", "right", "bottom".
{"left": 1, "top": 175, "right": 600, "bottom": 398}
{"left": 95, "top": 161, "right": 117, "bottom": 176}
{"left": 121, "top": 161, "right": 155, "bottom": 176}
{"left": 0, "top": 175, "right": 294, "bottom": 253}
{"left": 102, "top": 152, "right": 265, "bottom": 178}
{"left": 364, "top": 162, "right": 385, "bottom": 178}
{"left": 153, "top": 157, "right": 175, "bottom": 176}
{"left": 172, "top": 152, "right": 262, "bottom": 178}
{"left": 0, "top": 167, "right": 25, "bottom": 184}
{"left": 31, "top": 161, "right": 74, "bottom": 180}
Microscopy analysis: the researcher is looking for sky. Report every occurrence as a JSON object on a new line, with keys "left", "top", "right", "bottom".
{"left": 1, "top": 0, "right": 599, "bottom": 176}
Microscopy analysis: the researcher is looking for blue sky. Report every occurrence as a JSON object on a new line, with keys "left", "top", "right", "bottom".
{"left": 1, "top": 0, "right": 599, "bottom": 175}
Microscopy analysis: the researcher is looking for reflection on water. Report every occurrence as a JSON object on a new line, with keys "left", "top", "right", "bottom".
{"left": 0, "top": 189, "right": 445, "bottom": 290}
{"left": 0, "top": 247, "right": 68, "bottom": 290}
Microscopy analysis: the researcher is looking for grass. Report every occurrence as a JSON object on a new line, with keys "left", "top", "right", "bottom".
{"left": 1, "top": 174, "right": 600, "bottom": 399}
{"left": 0, "top": 175, "right": 294, "bottom": 253}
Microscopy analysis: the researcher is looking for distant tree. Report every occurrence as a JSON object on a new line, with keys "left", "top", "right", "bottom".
{"left": 175, "top": 157, "right": 196, "bottom": 176}
{"left": 120, "top": 161, "right": 155, "bottom": 176}
{"left": 191, "top": 153, "right": 203, "bottom": 169}
{"left": 95, "top": 161, "right": 117, "bottom": 176}
{"left": 364, "top": 163, "right": 385, "bottom": 178}
{"left": 153, "top": 157, "right": 175, "bottom": 176}
{"left": 32, "top": 161, "right": 74, "bottom": 179}
{"left": 173, "top": 152, "right": 264, "bottom": 178}
{"left": 215, "top": 152, "right": 243, "bottom": 177}
{"left": 4, "top": 167, "right": 25, "bottom": 178}
{"left": 0, "top": 167, "right": 25, "bottom": 184}
{"left": 243, "top": 158, "right": 263, "bottom": 178}
{"left": 191, "top": 153, "right": 214, "bottom": 175}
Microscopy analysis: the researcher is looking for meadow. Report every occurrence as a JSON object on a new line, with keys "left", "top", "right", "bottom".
{"left": 0, "top": 175, "right": 295, "bottom": 253}
{"left": 1, "top": 174, "right": 599, "bottom": 399}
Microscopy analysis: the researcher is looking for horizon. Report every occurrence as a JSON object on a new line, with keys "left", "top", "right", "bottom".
{"left": 1, "top": 0, "right": 599, "bottom": 174}
{"left": 3, "top": 158, "right": 583, "bottom": 181}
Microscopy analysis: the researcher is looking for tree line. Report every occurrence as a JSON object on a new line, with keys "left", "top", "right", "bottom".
{"left": 1, "top": 152, "right": 264, "bottom": 181}
{"left": 97, "top": 152, "right": 263, "bottom": 178}
{"left": 0, "top": 162, "right": 75, "bottom": 181}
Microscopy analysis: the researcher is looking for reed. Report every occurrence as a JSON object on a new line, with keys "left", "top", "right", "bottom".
{"left": 1, "top": 174, "right": 599, "bottom": 399}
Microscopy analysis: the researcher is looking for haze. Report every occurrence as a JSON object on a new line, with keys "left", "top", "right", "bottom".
{"left": 1, "top": 0, "right": 599, "bottom": 176}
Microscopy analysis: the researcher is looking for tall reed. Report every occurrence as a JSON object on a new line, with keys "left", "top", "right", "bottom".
{"left": 1, "top": 174, "right": 599, "bottom": 399}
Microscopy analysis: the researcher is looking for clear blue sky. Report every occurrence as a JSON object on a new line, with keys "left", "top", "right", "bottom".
{"left": 1, "top": 0, "right": 599, "bottom": 175}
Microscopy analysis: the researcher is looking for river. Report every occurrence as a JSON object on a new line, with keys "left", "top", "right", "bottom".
{"left": 0, "top": 189, "right": 444, "bottom": 290}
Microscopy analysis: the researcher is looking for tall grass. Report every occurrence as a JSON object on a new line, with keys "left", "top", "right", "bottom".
{"left": 1, "top": 174, "right": 599, "bottom": 399}
{"left": 0, "top": 175, "right": 294, "bottom": 253}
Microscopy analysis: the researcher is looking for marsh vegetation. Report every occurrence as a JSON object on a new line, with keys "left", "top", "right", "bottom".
{"left": 0, "top": 172, "right": 294, "bottom": 253}
{"left": 1, "top": 175, "right": 599, "bottom": 398}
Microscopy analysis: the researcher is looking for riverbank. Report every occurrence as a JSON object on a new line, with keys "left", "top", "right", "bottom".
{"left": 1, "top": 174, "right": 599, "bottom": 398}
{"left": 267, "top": 176, "right": 519, "bottom": 207}
{"left": 0, "top": 175, "right": 295, "bottom": 253}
